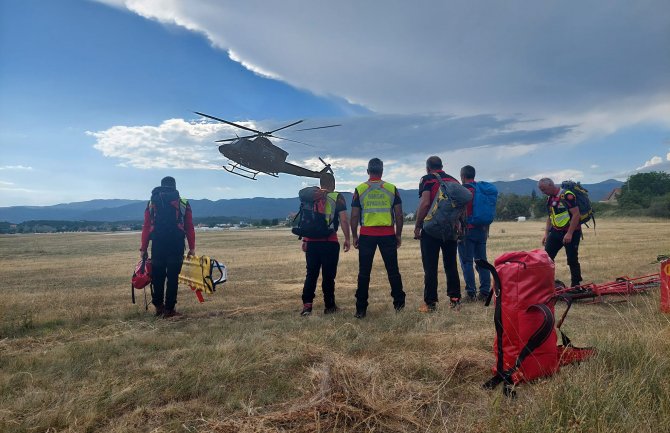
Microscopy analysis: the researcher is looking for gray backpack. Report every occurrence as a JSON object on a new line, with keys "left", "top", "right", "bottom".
{"left": 423, "top": 177, "right": 473, "bottom": 241}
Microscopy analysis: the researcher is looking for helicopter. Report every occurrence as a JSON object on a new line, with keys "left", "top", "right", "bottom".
{"left": 195, "top": 111, "right": 340, "bottom": 180}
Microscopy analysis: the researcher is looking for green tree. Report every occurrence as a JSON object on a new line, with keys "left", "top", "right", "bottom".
{"left": 618, "top": 171, "right": 670, "bottom": 210}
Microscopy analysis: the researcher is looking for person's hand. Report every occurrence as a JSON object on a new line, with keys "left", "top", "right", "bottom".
{"left": 301, "top": 241, "right": 307, "bottom": 252}
{"left": 187, "top": 249, "right": 196, "bottom": 257}
{"left": 140, "top": 250, "right": 148, "bottom": 260}
{"left": 396, "top": 235, "right": 402, "bottom": 249}
{"left": 563, "top": 233, "right": 572, "bottom": 244}
{"left": 353, "top": 236, "right": 359, "bottom": 249}
{"left": 541, "top": 234, "right": 547, "bottom": 246}
{"left": 413, "top": 226, "right": 422, "bottom": 240}
{"left": 343, "top": 239, "right": 351, "bottom": 252}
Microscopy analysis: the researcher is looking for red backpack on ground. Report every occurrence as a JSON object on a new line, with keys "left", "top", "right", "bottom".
{"left": 476, "top": 249, "right": 595, "bottom": 396}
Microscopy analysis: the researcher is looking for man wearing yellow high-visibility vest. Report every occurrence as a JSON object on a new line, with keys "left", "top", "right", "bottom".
{"left": 350, "top": 158, "right": 405, "bottom": 319}
{"left": 538, "top": 177, "right": 583, "bottom": 287}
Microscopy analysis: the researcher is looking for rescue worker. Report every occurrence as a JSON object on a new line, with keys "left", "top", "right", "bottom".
{"left": 458, "top": 165, "right": 492, "bottom": 302}
{"left": 414, "top": 156, "right": 463, "bottom": 311}
{"left": 350, "top": 158, "right": 405, "bottom": 318}
{"left": 300, "top": 173, "right": 351, "bottom": 316}
{"left": 140, "top": 176, "right": 196, "bottom": 318}
{"left": 538, "top": 177, "right": 583, "bottom": 287}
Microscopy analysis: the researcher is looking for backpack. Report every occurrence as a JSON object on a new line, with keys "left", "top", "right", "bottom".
{"left": 560, "top": 181, "right": 594, "bottom": 226}
{"left": 291, "top": 187, "right": 336, "bottom": 239}
{"left": 422, "top": 176, "right": 472, "bottom": 241}
{"left": 150, "top": 188, "right": 186, "bottom": 236}
{"left": 465, "top": 181, "right": 498, "bottom": 226}
{"left": 476, "top": 250, "right": 595, "bottom": 397}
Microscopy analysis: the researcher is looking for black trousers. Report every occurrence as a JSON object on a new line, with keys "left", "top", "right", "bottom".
{"left": 302, "top": 241, "right": 340, "bottom": 308}
{"left": 421, "top": 232, "right": 461, "bottom": 304}
{"left": 545, "top": 229, "right": 582, "bottom": 287}
{"left": 151, "top": 236, "right": 185, "bottom": 310}
{"left": 355, "top": 234, "right": 405, "bottom": 311}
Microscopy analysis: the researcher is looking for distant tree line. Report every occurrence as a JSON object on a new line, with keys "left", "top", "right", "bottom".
{"left": 616, "top": 171, "right": 670, "bottom": 218}
{"left": 493, "top": 172, "right": 670, "bottom": 220}
{"left": 2, "top": 173, "right": 667, "bottom": 234}
{"left": 0, "top": 215, "right": 281, "bottom": 234}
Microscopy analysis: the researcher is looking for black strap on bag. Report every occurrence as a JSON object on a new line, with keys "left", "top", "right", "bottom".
{"left": 476, "top": 259, "right": 556, "bottom": 398}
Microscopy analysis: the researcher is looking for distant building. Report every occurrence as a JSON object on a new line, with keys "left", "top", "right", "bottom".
{"left": 602, "top": 188, "right": 622, "bottom": 204}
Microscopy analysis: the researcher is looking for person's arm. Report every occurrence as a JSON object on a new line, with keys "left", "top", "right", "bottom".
{"left": 394, "top": 203, "right": 403, "bottom": 248}
{"left": 542, "top": 216, "right": 551, "bottom": 246}
{"left": 184, "top": 204, "right": 196, "bottom": 256}
{"left": 350, "top": 207, "right": 360, "bottom": 249}
{"left": 564, "top": 207, "right": 581, "bottom": 244}
{"left": 139, "top": 204, "right": 151, "bottom": 259}
{"left": 414, "top": 190, "right": 431, "bottom": 240}
{"left": 339, "top": 210, "right": 351, "bottom": 252}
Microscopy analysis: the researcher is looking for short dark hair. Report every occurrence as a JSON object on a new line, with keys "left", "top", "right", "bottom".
{"left": 161, "top": 176, "right": 176, "bottom": 189}
{"left": 367, "top": 158, "right": 383, "bottom": 176}
{"left": 426, "top": 156, "right": 443, "bottom": 170}
{"left": 320, "top": 173, "right": 335, "bottom": 190}
{"left": 460, "top": 165, "right": 475, "bottom": 179}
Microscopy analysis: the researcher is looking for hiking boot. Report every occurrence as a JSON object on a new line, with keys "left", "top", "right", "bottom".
{"left": 354, "top": 309, "right": 366, "bottom": 319}
{"left": 465, "top": 293, "right": 477, "bottom": 302}
{"left": 324, "top": 305, "right": 339, "bottom": 315}
{"left": 162, "top": 309, "right": 183, "bottom": 319}
{"left": 418, "top": 302, "right": 437, "bottom": 313}
{"left": 394, "top": 303, "right": 405, "bottom": 313}
{"left": 449, "top": 298, "right": 462, "bottom": 310}
{"left": 477, "top": 292, "right": 490, "bottom": 302}
{"left": 301, "top": 303, "right": 313, "bottom": 316}
{"left": 154, "top": 304, "right": 165, "bottom": 317}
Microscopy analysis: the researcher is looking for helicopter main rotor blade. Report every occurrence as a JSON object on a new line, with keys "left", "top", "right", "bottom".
{"left": 215, "top": 134, "right": 257, "bottom": 143}
{"left": 267, "top": 120, "right": 304, "bottom": 134}
{"left": 294, "top": 124, "right": 342, "bottom": 132}
{"left": 194, "top": 111, "right": 262, "bottom": 135}
{"left": 272, "top": 135, "right": 316, "bottom": 147}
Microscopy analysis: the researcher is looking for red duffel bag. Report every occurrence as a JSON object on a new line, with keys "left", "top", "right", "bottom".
{"left": 477, "top": 249, "right": 595, "bottom": 396}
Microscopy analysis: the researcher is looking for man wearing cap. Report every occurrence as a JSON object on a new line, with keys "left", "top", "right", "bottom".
{"left": 140, "top": 176, "right": 196, "bottom": 317}
{"left": 350, "top": 158, "right": 405, "bottom": 318}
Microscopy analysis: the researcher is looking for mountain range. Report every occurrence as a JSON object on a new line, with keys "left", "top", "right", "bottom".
{"left": 0, "top": 178, "right": 623, "bottom": 223}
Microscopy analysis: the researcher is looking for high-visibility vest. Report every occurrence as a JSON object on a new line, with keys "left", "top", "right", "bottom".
{"left": 324, "top": 192, "right": 338, "bottom": 226}
{"left": 548, "top": 190, "right": 574, "bottom": 229}
{"left": 356, "top": 181, "right": 396, "bottom": 227}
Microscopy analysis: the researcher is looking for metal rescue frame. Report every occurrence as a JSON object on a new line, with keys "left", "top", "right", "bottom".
{"left": 555, "top": 273, "right": 661, "bottom": 303}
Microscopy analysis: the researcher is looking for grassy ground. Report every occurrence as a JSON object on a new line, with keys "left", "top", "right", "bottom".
{"left": 1, "top": 219, "right": 669, "bottom": 432}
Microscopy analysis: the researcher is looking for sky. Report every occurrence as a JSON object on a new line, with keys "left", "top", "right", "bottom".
{"left": 0, "top": 0, "right": 669, "bottom": 207}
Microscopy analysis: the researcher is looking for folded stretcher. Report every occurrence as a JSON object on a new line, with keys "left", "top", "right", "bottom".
{"left": 178, "top": 255, "right": 227, "bottom": 302}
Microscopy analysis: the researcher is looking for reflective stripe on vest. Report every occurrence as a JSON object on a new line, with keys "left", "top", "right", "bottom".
{"left": 549, "top": 190, "right": 573, "bottom": 228}
{"left": 356, "top": 181, "right": 395, "bottom": 226}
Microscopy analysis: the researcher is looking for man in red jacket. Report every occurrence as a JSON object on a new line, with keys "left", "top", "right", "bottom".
{"left": 140, "top": 176, "right": 196, "bottom": 317}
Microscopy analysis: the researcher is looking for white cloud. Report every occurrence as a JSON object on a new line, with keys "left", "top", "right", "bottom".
{"left": 0, "top": 165, "right": 33, "bottom": 170}
{"left": 87, "top": 118, "right": 243, "bottom": 169}
{"left": 94, "top": 0, "right": 670, "bottom": 130}
{"left": 638, "top": 156, "right": 664, "bottom": 169}
{"left": 530, "top": 170, "right": 584, "bottom": 182}
{"left": 0, "top": 181, "right": 14, "bottom": 186}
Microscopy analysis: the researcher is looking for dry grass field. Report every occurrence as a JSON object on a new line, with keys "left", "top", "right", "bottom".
{"left": 1, "top": 219, "right": 669, "bottom": 432}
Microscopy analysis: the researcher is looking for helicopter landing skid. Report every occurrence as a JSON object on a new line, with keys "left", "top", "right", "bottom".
{"left": 223, "top": 163, "right": 278, "bottom": 180}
